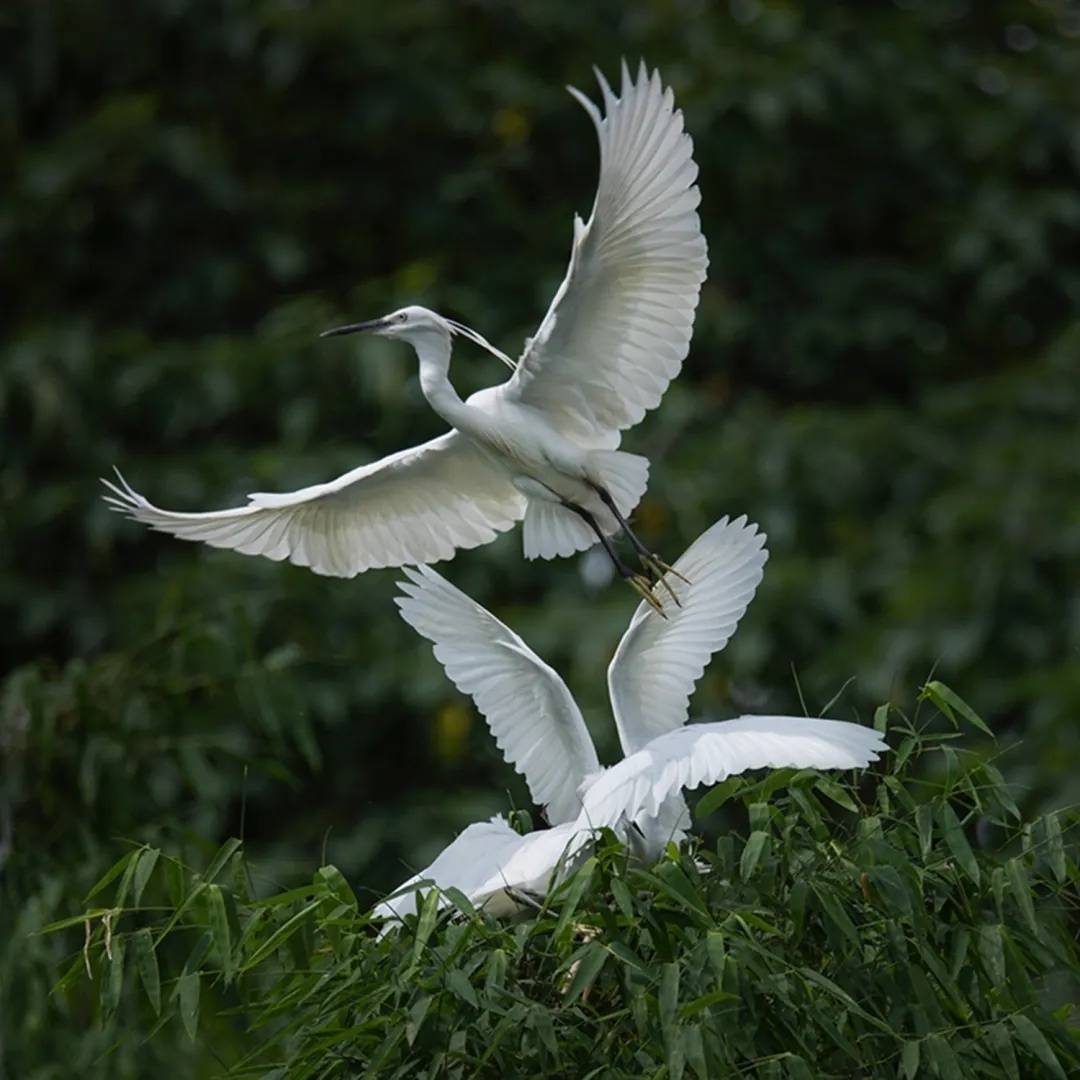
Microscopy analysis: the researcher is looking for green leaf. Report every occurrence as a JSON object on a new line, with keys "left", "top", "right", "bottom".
{"left": 1044, "top": 812, "right": 1067, "bottom": 883}
{"left": 937, "top": 802, "right": 980, "bottom": 886}
{"left": 650, "top": 861, "right": 711, "bottom": 920}
{"left": 411, "top": 888, "right": 440, "bottom": 969}
{"left": 405, "top": 995, "right": 431, "bottom": 1047}
{"left": 740, "top": 831, "right": 770, "bottom": 881}
{"left": 562, "top": 941, "right": 608, "bottom": 1005}
{"left": 987, "top": 1021, "right": 1020, "bottom": 1080}
{"left": 915, "top": 803, "right": 933, "bottom": 860}
{"left": 1006, "top": 857, "right": 1040, "bottom": 938}
{"left": 484, "top": 948, "right": 507, "bottom": 995}
{"left": 315, "top": 864, "right": 358, "bottom": 910}
{"left": 812, "top": 884, "right": 861, "bottom": 951}
{"left": 530, "top": 1005, "right": 559, "bottom": 1059}
{"left": 706, "top": 930, "right": 726, "bottom": 980}
{"left": 977, "top": 924, "right": 1005, "bottom": 985}
{"left": 814, "top": 777, "right": 859, "bottom": 813}
{"left": 924, "top": 1032, "right": 963, "bottom": 1079}
{"left": 785, "top": 1054, "right": 814, "bottom": 1080}
{"left": 695, "top": 776, "right": 743, "bottom": 817}
{"left": 659, "top": 962, "right": 680, "bottom": 1030}
{"left": 240, "top": 899, "right": 320, "bottom": 972}
{"left": 981, "top": 763, "right": 1020, "bottom": 821}
{"left": 789, "top": 880, "right": 808, "bottom": 941}
{"left": 37, "top": 908, "right": 111, "bottom": 935}
{"left": 133, "top": 928, "right": 161, "bottom": 1015}
{"left": 685, "top": 1024, "right": 708, "bottom": 1079}
{"left": 1010, "top": 1015, "right": 1066, "bottom": 1079}
{"left": 103, "top": 935, "right": 125, "bottom": 1018}
{"left": 553, "top": 857, "right": 595, "bottom": 940}
{"left": 610, "top": 877, "right": 634, "bottom": 919}
{"left": 901, "top": 1040, "right": 920, "bottom": 1080}
{"left": 114, "top": 850, "right": 142, "bottom": 909}
{"left": 679, "top": 988, "right": 738, "bottom": 1018}
{"left": 206, "top": 885, "right": 233, "bottom": 982}
{"left": 445, "top": 968, "right": 478, "bottom": 1008}
{"left": 203, "top": 838, "right": 242, "bottom": 884}
{"left": 177, "top": 971, "right": 199, "bottom": 1040}
{"left": 132, "top": 848, "right": 160, "bottom": 907}
{"left": 85, "top": 849, "right": 138, "bottom": 903}
{"left": 923, "top": 681, "right": 993, "bottom": 737}
{"left": 790, "top": 786, "right": 827, "bottom": 840}
{"left": 873, "top": 703, "right": 890, "bottom": 734}
{"left": 608, "top": 941, "right": 650, "bottom": 976}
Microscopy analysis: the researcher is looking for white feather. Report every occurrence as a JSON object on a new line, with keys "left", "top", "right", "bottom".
{"left": 506, "top": 61, "right": 709, "bottom": 449}
{"left": 608, "top": 515, "right": 769, "bottom": 754}
{"left": 102, "top": 434, "right": 525, "bottom": 578}
{"left": 394, "top": 565, "right": 599, "bottom": 823}
{"left": 373, "top": 815, "right": 526, "bottom": 927}
{"left": 580, "top": 715, "right": 888, "bottom": 832}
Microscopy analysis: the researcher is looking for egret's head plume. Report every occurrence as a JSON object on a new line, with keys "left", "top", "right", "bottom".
{"left": 445, "top": 319, "right": 517, "bottom": 372}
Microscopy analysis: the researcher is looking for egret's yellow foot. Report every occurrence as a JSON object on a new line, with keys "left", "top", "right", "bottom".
{"left": 628, "top": 574, "right": 668, "bottom": 618}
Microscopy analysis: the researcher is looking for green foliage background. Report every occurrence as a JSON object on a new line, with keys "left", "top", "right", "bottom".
{"left": 3, "top": 1, "right": 1079, "bottom": 1074}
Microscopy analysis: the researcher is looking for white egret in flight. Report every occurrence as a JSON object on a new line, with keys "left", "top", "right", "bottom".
{"left": 374, "top": 517, "right": 887, "bottom": 925}
{"left": 102, "top": 62, "right": 708, "bottom": 610}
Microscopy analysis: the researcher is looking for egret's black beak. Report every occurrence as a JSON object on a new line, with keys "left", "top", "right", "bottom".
{"left": 319, "top": 317, "right": 390, "bottom": 338}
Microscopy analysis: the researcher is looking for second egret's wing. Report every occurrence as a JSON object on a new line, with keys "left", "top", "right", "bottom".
{"left": 608, "top": 516, "right": 768, "bottom": 755}
{"left": 102, "top": 432, "right": 526, "bottom": 578}
{"left": 580, "top": 716, "right": 888, "bottom": 830}
{"left": 471, "top": 821, "right": 585, "bottom": 915}
{"left": 395, "top": 566, "right": 599, "bottom": 823}
{"left": 373, "top": 815, "right": 526, "bottom": 926}
{"left": 504, "top": 62, "right": 708, "bottom": 449}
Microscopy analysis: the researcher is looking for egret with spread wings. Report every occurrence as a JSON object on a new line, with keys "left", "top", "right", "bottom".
{"left": 374, "top": 517, "right": 885, "bottom": 924}
{"left": 103, "top": 62, "right": 708, "bottom": 610}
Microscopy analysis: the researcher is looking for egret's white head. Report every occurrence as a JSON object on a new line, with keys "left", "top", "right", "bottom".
{"left": 321, "top": 305, "right": 516, "bottom": 370}
{"left": 321, "top": 305, "right": 449, "bottom": 345}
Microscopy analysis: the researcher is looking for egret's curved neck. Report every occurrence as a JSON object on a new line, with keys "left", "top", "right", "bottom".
{"left": 414, "top": 333, "right": 469, "bottom": 428}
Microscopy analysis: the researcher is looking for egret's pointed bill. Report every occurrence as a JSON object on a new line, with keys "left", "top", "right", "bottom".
{"left": 319, "top": 317, "right": 393, "bottom": 338}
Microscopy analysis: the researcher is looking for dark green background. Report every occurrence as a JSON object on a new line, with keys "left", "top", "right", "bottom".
{"left": 3, "top": 1, "right": 1079, "bottom": 1073}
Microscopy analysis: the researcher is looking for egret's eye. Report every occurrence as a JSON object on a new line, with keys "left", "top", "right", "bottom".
{"left": 398, "top": 312, "right": 408, "bottom": 323}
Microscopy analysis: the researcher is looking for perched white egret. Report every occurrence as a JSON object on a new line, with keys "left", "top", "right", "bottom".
{"left": 102, "top": 62, "right": 708, "bottom": 610}
{"left": 374, "top": 517, "right": 888, "bottom": 925}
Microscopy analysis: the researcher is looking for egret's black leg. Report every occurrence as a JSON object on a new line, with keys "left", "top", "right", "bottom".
{"left": 562, "top": 499, "right": 666, "bottom": 617}
{"left": 589, "top": 486, "right": 689, "bottom": 602}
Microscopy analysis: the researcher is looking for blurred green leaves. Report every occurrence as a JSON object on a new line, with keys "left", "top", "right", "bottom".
{"left": 49, "top": 696, "right": 1080, "bottom": 1077}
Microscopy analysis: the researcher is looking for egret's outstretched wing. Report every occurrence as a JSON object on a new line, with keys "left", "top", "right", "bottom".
{"left": 102, "top": 433, "right": 526, "bottom": 578}
{"left": 505, "top": 61, "right": 708, "bottom": 450}
{"left": 581, "top": 716, "right": 887, "bottom": 830}
{"left": 471, "top": 821, "right": 585, "bottom": 916}
{"left": 373, "top": 815, "right": 526, "bottom": 927}
{"left": 608, "top": 516, "right": 768, "bottom": 755}
{"left": 395, "top": 565, "right": 599, "bottom": 823}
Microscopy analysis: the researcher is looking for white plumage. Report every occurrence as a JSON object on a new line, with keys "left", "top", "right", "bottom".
{"left": 103, "top": 62, "right": 708, "bottom": 599}
{"left": 374, "top": 516, "right": 884, "bottom": 925}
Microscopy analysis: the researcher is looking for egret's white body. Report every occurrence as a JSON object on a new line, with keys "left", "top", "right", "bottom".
{"left": 373, "top": 517, "right": 888, "bottom": 926}
{"left": 103, "top": 63, "right": 708, "bottom": 583}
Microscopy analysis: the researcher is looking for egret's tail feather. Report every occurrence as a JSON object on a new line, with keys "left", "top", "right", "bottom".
{"left": 589, "top": 450, "right": 649, "bottom": 518}
{"left": 522, "top": 499, "right": 596, "bottom": 560}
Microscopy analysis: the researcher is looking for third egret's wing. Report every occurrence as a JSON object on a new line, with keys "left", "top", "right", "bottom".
{"left": 373, "top": 815, "right": 526, "bottom": 927}
{"left": 580, "top": 716, "right": 888, "bottom": 830}
{"left": 395, "top": 565, "right": 599, "bottom": 823}
{"left": 102, "top": 433, "right": 526, "bottom": 578}
{"left": 471, "top": 821, "right": 585, "bottom": 915}
{"left": 608, "top": 516, "right": 768, "bottom": 755}
{"left": 505, "top": 62, "right": 708, "bottom": 449}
